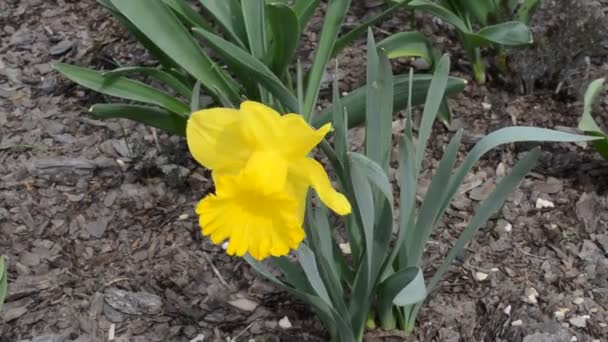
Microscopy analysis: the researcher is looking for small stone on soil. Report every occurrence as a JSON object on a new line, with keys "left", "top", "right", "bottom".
{"left": 511, "top": 319, "right": 523, "bottom": 326}
{"left": 569, "top": 315, "right": 590, "bottom": 328}
{"left": 535, "top": 198, "right": 555, "bottom": 209}
{"left": 475, "top": 272, "right": 489, "bottom": 281}
{"left": 228, "top": 298, "right": 259, "bottom": 312}
{"left": 278, "top": 316, "right": 292, "bottom": 329}
{"left": 525, "top": 287, "right": 539, "bottom": 304}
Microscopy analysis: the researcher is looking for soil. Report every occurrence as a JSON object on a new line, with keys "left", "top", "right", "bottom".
{"left": 1, "top": 0, "right": 607, "bottom": 341}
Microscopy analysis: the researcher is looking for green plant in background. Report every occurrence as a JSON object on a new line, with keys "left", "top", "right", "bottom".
{"left": 52, "top": 0, "right": 466, "bottom": 135}
{"left": 185, "top": 33, "right": 595, "bottom": 341}
{"left": 578, "top": 78, "right": 608, "bottom": 159}
{"left": 406, "top": 0, "right": 536, "bottom": 84}
{"left": 0, "top": 256, "right": 7, "bottom": 312}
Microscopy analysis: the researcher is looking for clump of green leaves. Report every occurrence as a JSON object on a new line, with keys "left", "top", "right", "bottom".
{"left": 53, "top": 0, "right": 466, "bottom": 135}
{"left": 578, "top": 78, "right": 608, "bottom": 159}
{"left": 406, "top": 0, "right": 536, "bottom": 84}
{"left": 245, "top": 32, "right": 595, "bottom": 342}
{"left": 0, "top": 256, "right": 7, "bottom": 312}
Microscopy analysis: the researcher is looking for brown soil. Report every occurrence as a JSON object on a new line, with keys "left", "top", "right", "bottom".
{"left": 1, "top": 1, "right": 607, "bottom": 341}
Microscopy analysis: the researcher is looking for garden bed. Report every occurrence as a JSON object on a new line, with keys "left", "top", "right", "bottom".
{"left": 1, "top": 0, "right": 607, "bottom": 341}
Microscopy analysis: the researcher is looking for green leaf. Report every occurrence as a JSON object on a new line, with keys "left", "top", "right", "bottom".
{"left": 103, "top": 67, "right": 193, "bottom": 99}
{"left": 293, "top": 0, "right": 321, "bottom": 33}
{"left": 415, "top": 54, "right": 451, "bottom": 173}
{"left": 392, "top": 133, "right": 418, "bottom": 270}
{"left": 314, "top": 74, "right": 467, "bottom": 129}
{"left": 437, "top": 127, "right": 601, "bottom": 231}
{"left": 578, "top": 78, "right": 605, "bottom": 133}
{"left": 377, "top": 268, "right": 425, "bottom": 318}
{"left": 190, "top": 80, "right": 202, "bottom": 112}
{"left": 162, "top": 0, "right": 212, "bottom": 31}
{"left": 267, "top": 4, "right": 300, "bottom": 76}
{"left": 332, "top": 0, "right": 411, "bottom": 57}
{"left": 54, "top": 63, "right": 190, "bottom": 116}
{"left": 349, "top": 153, "right": 394, "bottom": 210}
{"left": 467, "top": 21, "right": 533, "bottom": 47}
{"left": 242, "top": 0, "right": 267, "bottom": 60}
{"left": 378, "top": 32, "right": 436, "bottom": 66}
{"left": 109, "top": 0, "right": 240, "bottom": 104}
{"left": 517, "top": 0, "right": 540, "bottom": 24}
{"left": 198, "top": 0, "right": 247, "bottom": 48}
{"left": 459, "top": 0, "right": 497, "bottom": 26}
{"left": 427, "top": 148, "right": 540, "bottom": 292}
{"left": 307, "top": 203, "right": 348, "bottom": 316}
{"left": 192, "top": 28, "right": 299, "bottom": 112}
{"left": 297, "top": 244, "right": 333, "bottom": 306}
{"left": 578, "top": 78, "right": 608, "bottom": 159}
{"left": 89, "top": 104, "right": 187, "bottom": 136}
{"left": 350, "top": 154, "right": 375, "bottom": 285}
{"left": 331, "top": 65, "right": 348, "bottom": 163}
{"left": 408, "top": 130, "right": 463, "bottom": 265}
{"left": 365, "top": 30, "right": 394, "bottom": 173}
{"left": 97, "top": 0, "right": 180, "bottom": 71}
{"left": 245, "top": 256, "right": 354, "bottom": 342}
{"left": 303, "top": 0, "right": 352, "bottom": 119}
{"left": 408, "top": 0, "right": 469, "bottom": 33}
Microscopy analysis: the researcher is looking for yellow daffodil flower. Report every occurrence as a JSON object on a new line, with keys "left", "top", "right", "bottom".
{"left": 187, "top": 101, "right": 351, "bottom": 259}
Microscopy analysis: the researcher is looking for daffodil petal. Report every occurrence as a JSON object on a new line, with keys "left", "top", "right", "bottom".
{"left": 186, "top": 108, "right": 251, "bottom": 173}
{"left": 241, "top": 151, "right": 288, "bottom": 194}
{"left": 240, "top": 101, "right": 283, "bottom": 148}
{"left": 280, "top": 115, "right": 332, "bottom": 157}
{"left": 286, "top": 177, "right": 309, "bottom": 224}
{"left": 290, "top": 158, "right": 351, "bottom": 215}
{"left": 195, "top": 165, "right": 305, "bottom": 260}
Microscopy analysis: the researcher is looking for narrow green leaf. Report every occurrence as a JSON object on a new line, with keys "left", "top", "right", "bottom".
{"left": 198, "top": 0, "right": 247, "bottom": 48}
{"left": 365, "top": 30, "right": 394, "bottom": 173}
{"left": 408, "top": 130, "right": 463, "bottom": 265}
{"left": 297, "top": 244, "right": 333, "bottom": 306}
{"left": 97, "top": 0, "right": 180, "bottom": 71}
{"left": 408, "top": 0, "right": 469, "bottom": 32}
{"left": 578, "top": 78, "right": 608, "bottom": 159}
{"left": 162, "top": 0, "right": 212, "bottom": 31}
{"left": 332, "top": 64, "right": 348, "bottom": 162}
{"left": 467, "top": 21, "right": 533, "bottom": 47}
{"left": 109, "top": 0, "right": 240, "bottom": 104}
{"left": 517, "top": 0, "right": 540, "bottom": 24}
{"left": 303, "top": 0, "right": 352, "bottom": 119}
{"left": 293, "top": 0, "right": 321, "bottom": 33}
{"left": 245, "top": 256, "right": 354, "bottom": 341}
{"left": 349, "top": 153, "right": 394, "bottom": 210}
{"left": 578, "top": 78, "right": 605, "bottom": 133}
{"left": 415, "top": 54, "right": 451, "bottom": 173}
{"left": 438, "top": 127, "right": 601, "bottom": 229}
{"left": 192, "top": 28, "right": 299, "bottom": 113}
{"left": 377, "top": 267, "right": 425, "bottom": 319}
{"left": 89, "top": 104, "right": 187, "bottom": 136}
{"left": 54, "top": 63, "right": 190, "bottom": 116}
{"left": 332, "top": 0, "right": 410, "bottom": 57}
{"left": 190, "top": 80, "right": 202, "bottom": 112}
{"left": 378, "top": 32, "right": 436, "bottom": 65}
{"left": 427, "top": 148, "right": 540, "bottom": 291}
{"left": 308, "top": 204, "right": 347, "bottom": 315}
{"left": 392, "top": 134, "right": 417, "bottom": 271}
{"left": 104, "top": 67, "right": 193, "bottom": 99}
{"left": 242, "top": 0, "right": 267, "bottom": 60}
{"left": 314, "top": 74, "right": 467, "bottom": 129}
{"left": 267, "top": 4, "right": 300, "bottom": 76}
{"left": 350, "top": 155, "right": 375, "bottom": 284}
